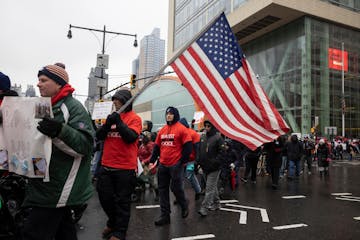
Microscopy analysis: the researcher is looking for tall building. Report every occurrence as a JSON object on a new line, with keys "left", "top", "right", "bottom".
{"left": 137, "top": 28, "right": 165, "bottom": 88}
{"left": 85, "top": 67, "right": 108, "bottom": 113}
{"left": 167, "top": 0, "right": 360, "bottom": 138}
{"left": 25, "top": 85, "right": 36, "bottom": 97}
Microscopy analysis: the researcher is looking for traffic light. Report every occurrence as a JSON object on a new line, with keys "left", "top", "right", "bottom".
{"left": 130, "top": 74, "right": 136, "bottom": 89}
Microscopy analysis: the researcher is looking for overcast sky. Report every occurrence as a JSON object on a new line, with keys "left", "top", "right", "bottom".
{"left": 0, "top": 0, "right": 169, "bottom": 103}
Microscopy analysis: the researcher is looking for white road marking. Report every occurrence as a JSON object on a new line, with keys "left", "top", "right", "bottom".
{"left": 282, "top": 195, "right": 306, "bottom": 199}
{"left": 220, "top": 199, "right": 239, "bottom": 204}
{"left": 273, "top": 223, "right": 308, "bottom": 230}
{"left": 225, "top": 203, "right": 269, "bottom": 222}
{"left": 335, "top": 197, "right": 360, "bottom": 202}
{"left": 136, "top": 205, "right": 160, "bottom": 209}
{"left": 341, "top": 196, "right": 360, "bottom": 200}
{"left": 354, "top": 217, "right": 360, "bottom": 221}
{"left": 171, "top": 234, "right": 215, "bottom": 240}
{"left": 220, "top": 207, "right": 247, "bottom": 224}
{"left": 331, "top": 193, "right": 352, "bottom": 196}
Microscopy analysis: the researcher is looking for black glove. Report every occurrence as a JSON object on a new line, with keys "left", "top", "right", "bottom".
{"left": 107, "top": 112, "right": 122, "bottom": 125}
{"left": 37, "top": 117, "right": 63, "bottom": 138}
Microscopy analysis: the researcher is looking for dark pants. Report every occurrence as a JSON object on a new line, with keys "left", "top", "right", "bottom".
{"left": 270, "top": 167, "right": 280, "bottom": 185}
{"left": 97, "top": 168, "right": 136, "bottom": 240}
{"left": 158, "top": 161, "right": 188, "bottom": 217}
{"left": 22, "top": 207, "right": 77, "bottom": 240}
{"left": 303, "top": 155, "right": 312, "bottom": 172}
{"left": 244, "top": 157, "right": 259, "bottom": 181}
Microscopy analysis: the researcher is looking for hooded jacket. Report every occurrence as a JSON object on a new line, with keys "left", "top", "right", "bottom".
{"left": 287, "top": 135, "right": 303, "bottom": 161}
{"left": 197, "top": 121, "right": 224, "bottom": 173}
{"left": 149, "top": 107, "right": 192, "bottom": 166}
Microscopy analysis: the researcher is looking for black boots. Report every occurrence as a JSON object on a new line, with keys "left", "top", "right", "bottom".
{"left": 154, "top": 215, "right": 170, "bottom": 226}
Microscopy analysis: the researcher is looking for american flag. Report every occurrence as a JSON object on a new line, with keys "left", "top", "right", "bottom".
{"left": 171, "top": 13, "right": 289, "bottom": 150}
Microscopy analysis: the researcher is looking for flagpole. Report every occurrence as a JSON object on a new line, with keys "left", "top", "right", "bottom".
{"left": 341, "top": 42, "right": 345, "bottom": 137}
{"left": 117, "top": 11, "right": 226, "bottom": 113}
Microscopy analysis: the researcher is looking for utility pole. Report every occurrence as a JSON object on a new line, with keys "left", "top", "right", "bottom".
{"left": 67, "top": 24, "right": 137, "bottom": 100}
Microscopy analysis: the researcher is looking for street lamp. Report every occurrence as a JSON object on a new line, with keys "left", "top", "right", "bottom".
{"left": 67, "top": 24, "right": 137, "bottom": 98}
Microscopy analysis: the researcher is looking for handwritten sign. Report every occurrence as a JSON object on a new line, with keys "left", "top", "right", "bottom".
{"left": 0, "top": 97, "right": 52, "bottom": 181}
{"left": 92, "top": 101, "right": 113, "bottom": 120}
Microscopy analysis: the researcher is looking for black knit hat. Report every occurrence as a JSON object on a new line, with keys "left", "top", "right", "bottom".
{"left": 0, "top": 72, "right": 11, "bottom": 91}
{"left": 112, "top": 88, "right": 132, "bottom": 112}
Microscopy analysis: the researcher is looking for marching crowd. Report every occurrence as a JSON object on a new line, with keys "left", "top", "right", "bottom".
{"left": 1, "top": 68, "right": 359, "bottom": 240}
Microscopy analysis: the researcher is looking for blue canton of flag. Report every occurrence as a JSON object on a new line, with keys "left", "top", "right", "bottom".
{"left": 196, "top": 15, "right": 243, "bottom": 80}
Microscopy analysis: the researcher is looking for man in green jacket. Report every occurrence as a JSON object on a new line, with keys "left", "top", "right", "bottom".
{"left": 22, "top": 63, "right": 94, "bottom": 240}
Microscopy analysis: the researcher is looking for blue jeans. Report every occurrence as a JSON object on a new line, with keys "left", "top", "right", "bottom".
{"left": 280, "top": 156, "right": 287, "bottom": 176}
{"left": 184, "top": 163, "right": 201, "bottom": 194}
{"left": 288, "top": 160, "right": 300, "bottom": 178}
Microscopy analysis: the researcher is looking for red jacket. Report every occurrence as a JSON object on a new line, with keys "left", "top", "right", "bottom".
{"left": 138, "top": 141, "right": 155, "bottom": 164}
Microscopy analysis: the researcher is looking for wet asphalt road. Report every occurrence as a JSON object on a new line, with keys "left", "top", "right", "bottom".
{"left": 78, "top": 160, "right": 360, "bottom": 240}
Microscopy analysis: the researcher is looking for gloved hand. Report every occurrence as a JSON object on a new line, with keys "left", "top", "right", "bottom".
{"left": 230, "top": 163, "right": 235, "bottom": 170}
{"left": 107, "top": 112, "right": 122, "bottom": 125}
{"left": 37, "top": 117, "right": 63, "bottom": 138}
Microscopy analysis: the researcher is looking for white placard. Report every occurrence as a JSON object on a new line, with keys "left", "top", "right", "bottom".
{"left": 92, "top": 101, "right": 113, "bottom": 120}
{"left": 193, "top": 111, "right": 204, "bottom": 124}
{"left": 0, "top": 97, "right": 52, "bottom": 180}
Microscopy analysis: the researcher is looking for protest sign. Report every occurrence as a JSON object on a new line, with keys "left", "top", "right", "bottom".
{"left": 0, "top": 97, "right": 52, "bottom": 181}
{"left": 91, "top": 101, "right": 113, "bottom": 120}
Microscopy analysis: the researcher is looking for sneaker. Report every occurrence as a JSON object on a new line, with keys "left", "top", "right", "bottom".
{"left": 198, "top": 207, "right": 208, "bottom": 217}
{"left": 240, "top": 177, "right": 247, "bottom": 183}
{"left": 154, "top": 216, "right": 170, "bottom": 226}
{"left": 308, "top": 171, "right": 312, "bottom": 175}
{"left": 208, "top": 204, "right": 221, "bottom": 211}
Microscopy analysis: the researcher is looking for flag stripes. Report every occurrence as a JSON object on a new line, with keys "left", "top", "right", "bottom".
{"left": 170, "top": 13, "right": 289, "bottom": 150}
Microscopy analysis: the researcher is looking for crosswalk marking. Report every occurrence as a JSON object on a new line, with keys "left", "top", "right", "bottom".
{"left": 335, "top": 197, "right": 360, "bottom": 202}
{"left": 282, "top": 195, "right": 306, "bottom": 199}
{"left": 225, "top": 203, "right": 269, "bottom": 222}
{"left": 273, "top": 223, "right": 308, "bottom": 230}
{"left": 136, "top": 205, "right": 160, "bottom": 209}
{"left": 220, "top": 199, "right": 239, "bottom": 204}
{"left": 220, "top": 207, "right": 247, "bottom": 224}
{"left": 331, "top": 193, "right": 352, "bottom": 196}
{"left": 171, "top": 234, "right": 215, "bottom": 240}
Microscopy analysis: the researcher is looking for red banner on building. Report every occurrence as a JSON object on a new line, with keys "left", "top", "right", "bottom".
{"left": 328, "top": 48, "right": 348, "bottom": 71}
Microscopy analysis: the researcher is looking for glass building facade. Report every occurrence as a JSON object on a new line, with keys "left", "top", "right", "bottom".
{"left": 243, "top": 17, "right": 360, "bottom": 137}
{"left": 133, "top": 79, "right": 196, "bottom": 130}
{"left": 166, "top": 0, "right": 360, "bottom": 138}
